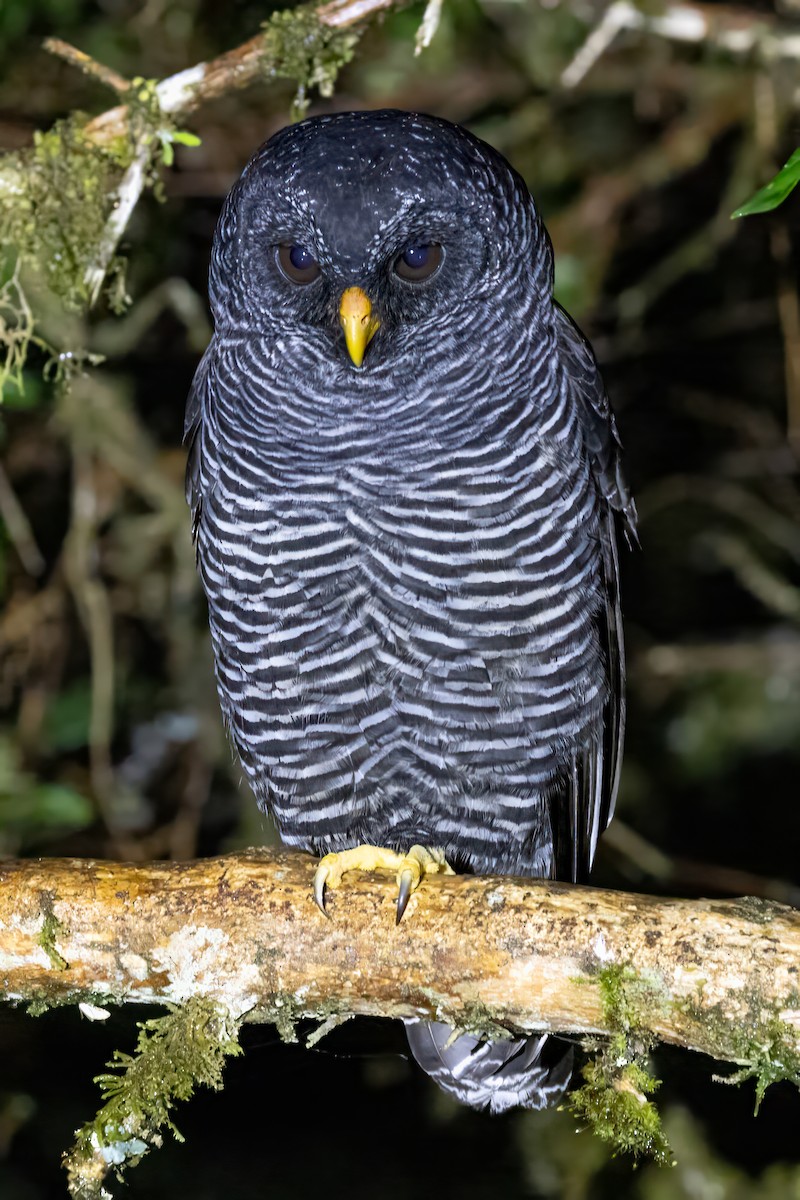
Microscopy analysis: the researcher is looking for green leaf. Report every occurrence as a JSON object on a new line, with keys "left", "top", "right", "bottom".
{"left": 171, "top": 130, "right": 202, "bottom": 148}
{"left": 731, "top": 148, "right": 800, "bottom": 218}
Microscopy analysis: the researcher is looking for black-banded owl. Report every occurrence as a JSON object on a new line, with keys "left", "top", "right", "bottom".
{"left": 186, "top": 110, "right": 636, "bottom": 1112}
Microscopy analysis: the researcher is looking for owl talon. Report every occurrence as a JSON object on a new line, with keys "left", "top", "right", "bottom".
{"left": 313, "top": 866, "right": 331, "bottom": 917}
{"left": 311, "top": 844, "right": 454, "bottom": 920}
{"left": 396, "top": 870, "right": 414, "bottom": 924}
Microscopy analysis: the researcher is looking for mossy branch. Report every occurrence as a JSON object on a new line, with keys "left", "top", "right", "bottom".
{"left": 1, "top": 850, "right": 799, "bottom": 1067}
{"left": 63, "top": 999, "right": 243, "bottom": 1200}
{"left": 0, "top": 0, "right": 413, "bottom": 391}
{"left": 2, "top": 850, "right": 799, "bottom": 1194}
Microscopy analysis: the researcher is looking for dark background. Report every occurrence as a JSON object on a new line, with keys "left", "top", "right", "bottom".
{"left": 1, "top": 0, "right": 799, "bottom": 1196}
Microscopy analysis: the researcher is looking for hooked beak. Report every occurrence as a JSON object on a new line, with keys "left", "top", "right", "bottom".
{"left": 339, "top": 286, "right": 380, "bottom": 368}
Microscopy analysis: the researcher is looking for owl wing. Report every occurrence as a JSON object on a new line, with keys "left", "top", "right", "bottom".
{"left": 553, "top": 302, "right": 637, "bottom": 882}
{"left": 184, "top": 342, "right": 217, "bottom": 545}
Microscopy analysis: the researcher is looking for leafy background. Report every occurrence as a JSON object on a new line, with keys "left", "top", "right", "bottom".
{"left": 0, "top": 0, "right": 799, "bottom": 1196}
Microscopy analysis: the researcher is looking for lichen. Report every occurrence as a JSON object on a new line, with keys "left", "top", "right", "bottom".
{"left": 708, "top": 896, "right": 790, "bottom": 926}
{"left": 25, "top": 987, "right": 120, "bottom": 1019}
{"left": 259, "top": 992, "right": 301, "bottom": 1044}
{"left": 261, "top": 6, "right": 362, "bottom": 120}
{"left": 451, "top": 999, "right": 515, "bottom": 1042}
{"left": 64, "top": 999, "right": 243, "bottom": 1199}
{"left": 568, "top": 964, "right": 672, "bottom": 1164}
{"left": 596, "top": 962, "right": 667, "bottom": 1040}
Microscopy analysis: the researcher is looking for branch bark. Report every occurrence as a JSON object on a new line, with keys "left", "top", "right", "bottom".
{"left": 2, "top": 849, "right": 799, "bottom": 1075}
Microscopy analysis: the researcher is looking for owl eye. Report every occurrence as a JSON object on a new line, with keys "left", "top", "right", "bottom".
{"left": 276, "top": 244, "right": 320, "bottom": 284}
{"left": 395, "top": 243, "right": 443, "bottom": 282}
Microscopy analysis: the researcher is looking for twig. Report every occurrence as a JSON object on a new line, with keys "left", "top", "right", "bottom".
{"left": 771, "top": 223, "right": 800, "bottom": 454}
{"left": 635, "top": 475, "right": 800, "bottom": 559}
{"left": 317, "top": 0, "right": 402, "bottom": 25}
{"left": 415, "top": 0, "right": 444, "bottom": 54}
{"left": 561, "top": 2, "right": 635, "bottom": 89}
{"left": 704, "top": 531, "right": 800, "bottom": 619}
{"left": 42, "top": 38, "right": 130, "bottom": 94}
{"left": 83, "top": 142, "right": 150, "bottom": 306}
{"left": 61, "top": 438, "right": 117, "bottom": 821}
{"left": 636, "top": 635, "right": 800, "bottom": 678}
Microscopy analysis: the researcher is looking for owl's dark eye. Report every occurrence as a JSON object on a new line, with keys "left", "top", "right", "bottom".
{"left": 395, "top": 243, "right": 443, "bottom": 282}
{"left": 276, "top": 244, "right": 320, "bottom": 284}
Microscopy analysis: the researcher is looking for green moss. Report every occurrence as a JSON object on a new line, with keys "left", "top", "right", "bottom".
{"left": 570, "top": 1059, "right": 673, "bottom": 1166}
{"left": 261, "top": 6, "right": 362, "bottom": 120}
{"left": 596, "top": 963, "right": 665, "bottom": 1045}
{"left": 0, "top": 116, "right": 130, "bottom": 393}
{"left": 682, "top": 995, "right": 800, "bottom": 1112}
{"left": 38, "top": 904, "right": 69, "bottom": 972}
{"left": 453, "top": 999, "right": 515, "bottom": 1042}
{"left": 568, "top": 963, "right": 672, "bottom": 1164}
{"left": 0, "top": 118, "right": 131, "bottom": 315}
{"left": 0, "top": 83, "right": 199, "bottom": 394}
{"left": 25, "top": 988, "right": 116, "bottom": 1018}
{"left": 65, "top": 999, "right": 243, "bottom": 1198}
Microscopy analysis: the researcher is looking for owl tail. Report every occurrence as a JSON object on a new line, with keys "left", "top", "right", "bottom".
{"left": 404, "top": 1021, "right": 573, "bottom": 1114}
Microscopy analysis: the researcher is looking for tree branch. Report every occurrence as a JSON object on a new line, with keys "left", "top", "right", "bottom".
{"left": 2, "top": 849, "right": 799, "bottom": 1077}
{"left": 36, "top": 0, "right": 410, "bottom": 305}
{"left": 82, "top": 0, "right": 404, "bottom": 146}
{"left": 561, "top": 0, "right": 800, "bottom": 88}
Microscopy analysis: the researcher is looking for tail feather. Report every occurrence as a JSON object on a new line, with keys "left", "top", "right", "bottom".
{"left": 405, "top": 1020, "right": 573, "bottom": 1114}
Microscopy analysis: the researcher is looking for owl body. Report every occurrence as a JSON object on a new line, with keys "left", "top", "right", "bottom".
{"left": 193, "top": 323, "right": 605, "bottom": 880}
{"left": 188, "top": 110, "right": 635, "bottom": 1111}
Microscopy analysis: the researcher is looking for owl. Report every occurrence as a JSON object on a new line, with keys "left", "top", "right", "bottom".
{"left": 186, "top": 110, "right": 636, "bottom": 1112}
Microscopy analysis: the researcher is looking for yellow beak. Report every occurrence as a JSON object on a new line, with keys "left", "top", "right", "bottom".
{"left": 339, "top": 287, "right": 380, "bottom": 368}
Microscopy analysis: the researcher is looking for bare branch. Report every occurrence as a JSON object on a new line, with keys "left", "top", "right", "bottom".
{"left": 42, "top": 38, "right": 130, "bottom": 94}
{"left": 83, "top": 142, "right": 150, "bottom": 305}
{"left": 2, "top": 849, "right": 799, "bottom": 1076}
{"left": 317, "top": 0, "right": 403, "bottom": 26}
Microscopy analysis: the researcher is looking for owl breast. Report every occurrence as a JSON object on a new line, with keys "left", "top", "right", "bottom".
{"left": 199, "top": 426, "right": 606, "bottom": 877}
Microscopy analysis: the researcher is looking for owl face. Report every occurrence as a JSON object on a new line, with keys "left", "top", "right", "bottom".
{"left": 209, "top": 110, "right": 549, "bottom": 371}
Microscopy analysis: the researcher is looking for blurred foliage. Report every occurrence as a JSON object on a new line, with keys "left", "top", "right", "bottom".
{"left": 0, "top": 0, "right": 799, "bottom": 1196}
{"left": 0, "top": 732, "right": 93, "bottom": 853}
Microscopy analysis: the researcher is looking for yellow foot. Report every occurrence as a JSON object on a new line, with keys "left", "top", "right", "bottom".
{"left": 312, "top": 844, "right": 454, "bottom": 924}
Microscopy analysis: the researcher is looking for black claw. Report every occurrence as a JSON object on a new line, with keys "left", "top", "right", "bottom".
{"left": 396, "top": 872, "right": 412, "bottom": 924}
{"left": 313, "top": 874, "right": 331, "bottom": 917}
